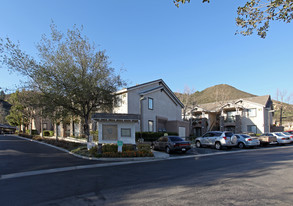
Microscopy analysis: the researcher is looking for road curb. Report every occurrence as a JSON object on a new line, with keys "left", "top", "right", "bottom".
{"left": 12, "top": 135, "right": 169, "bottom": 162}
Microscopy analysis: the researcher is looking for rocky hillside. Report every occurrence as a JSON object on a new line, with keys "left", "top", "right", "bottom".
{"left": 175, "top": 84, "right": 256, "bottom": 106}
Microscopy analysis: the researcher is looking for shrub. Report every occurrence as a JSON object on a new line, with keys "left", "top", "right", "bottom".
{"left": 19, "top": 133, "right": 33, "bottom": 139}
{"left": 26, "top": 129, "right": 39, "bottom": 135}
{"left": 90, "top": 131, "right": 99, "bottom": 141}
{"left": 40, "top": 139, "right": 82, "bottom": 150}
{"left": 123, "top": 144, "right": 135, "bottom": 152}
{"left": 89, "top": 146, "right": 98, "bottom": 157}
{"left": 43, "top": 130, "right": 54, "bottom": 137}
{"left": 135, "top": 132, "right": 178, "bottom": 142}
{"left": 102, "top": 144, "right": 118, "bottom": 153}
{"left": 32, "top": 136, "right": 43, "bottom": 141}
{"left": 101, "top": 150, "right": 154, "bottom": 158}
{"left": 137, "top": 143, "right": 151, "bottom": 152}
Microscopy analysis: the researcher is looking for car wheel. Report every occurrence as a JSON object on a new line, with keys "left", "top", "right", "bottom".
{"left": 196, "top": 141, "right": 201, "bottom": 148}
{"left": 215, "top": 142, "right": 222, "bottom": 150}
{"left": 238, "top": 142, "right": 245, "bottom": 149}
{"left": 165, "top": 146, "right": 171, "bottom": 154}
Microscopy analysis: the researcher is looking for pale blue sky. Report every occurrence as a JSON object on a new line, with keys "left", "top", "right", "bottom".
{"left": 0, "top": 0, "right": 292, "bottom": 101}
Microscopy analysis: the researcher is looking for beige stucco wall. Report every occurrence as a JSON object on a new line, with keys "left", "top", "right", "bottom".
{"left": 98, "top": 121, "right": 137, "bottom": 145}
{"left": 113, "top": 93, "right": 128, "bottom": 114}
{"left": 113, "top": 81, "right": 183, "bottom": 133}
{"left": 240, "top": 101, "right": 270, "bottom": 134}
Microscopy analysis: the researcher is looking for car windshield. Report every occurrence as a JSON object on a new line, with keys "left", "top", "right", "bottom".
{"left": 169, "top": 136, "right": 183, "bottom": 142}
{"left": 283, "top": 132, "right": 291, "bottom": 135}
{"left": 275, "top": 133, "right": 284, "bottom": 136}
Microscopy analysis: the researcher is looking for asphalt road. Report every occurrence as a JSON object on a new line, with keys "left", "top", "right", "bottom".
{"left": 1, "top": 135, "right": 293, "bottom": 205}
{"left": 0, "top": 135, "right": 100, "bottom": 175}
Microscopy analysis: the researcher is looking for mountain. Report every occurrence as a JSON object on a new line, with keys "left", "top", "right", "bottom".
{"left": 175, "top": 84, "right": 256, "bottom": 106}
{"left": 193, "top": 84, "right": 256, "bottom": 104}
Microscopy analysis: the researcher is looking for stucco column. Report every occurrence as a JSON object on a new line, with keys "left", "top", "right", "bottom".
{"left": 54, "top": 123, "right": 58, "bottom": 138}
{"left": 70, "top": 119, "right": 74, "bottom": 137}
{"left": 60, "top": 122, "right": 64, "bottom": 138}
{"left": 235, "top": 115, "right": 241, "bottom": 133}
{"left": 220, "top": 116, "right": 224, "bottom": 131}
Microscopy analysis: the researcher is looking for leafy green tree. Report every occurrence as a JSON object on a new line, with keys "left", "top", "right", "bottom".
{"left": 5, "top": 90, "right": 28, "bottom": 129}
{"left": 173, "top": 0, "right": 293, "bottom": 38}
{"left": 0, "top": 90, "right": 5, "bottom": 100}
{"left": 1, "top": 24, "right": 124, "bottom": 140}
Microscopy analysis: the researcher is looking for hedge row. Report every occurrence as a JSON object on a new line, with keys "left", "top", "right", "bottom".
{"left": 135, "top": 132, "right": 178, "bottom": 142}
{"left": 101, "top": 151, "right": 154, "bottom": 158}
{"left": 43, "top": 130, "right": 54, "bottom": 137}
{"left": 102, "top": 144, "right": 136, "bottom": 153}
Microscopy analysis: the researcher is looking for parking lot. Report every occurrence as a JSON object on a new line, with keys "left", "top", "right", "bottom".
{"left": 169, "top": 142, "right": 288, "bottom": 157}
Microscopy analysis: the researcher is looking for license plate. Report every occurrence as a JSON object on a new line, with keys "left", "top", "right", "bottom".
{"left": 182, "top": 148, "right": 186, "bottom": 151}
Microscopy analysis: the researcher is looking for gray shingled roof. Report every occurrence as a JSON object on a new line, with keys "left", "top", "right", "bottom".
{"left": 196, "top": 95, "right": 271, "bottom": 112}
{"left": 92, "top": 113, "right": 140, "bottom": 121}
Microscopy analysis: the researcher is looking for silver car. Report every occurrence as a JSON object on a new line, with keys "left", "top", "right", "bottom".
{"left": 280, "top": 132, "right": 293, "bottom": 143}
{"left": 271, "top": 132, "right": 291, "bottom": 144}
{"left": 234, "top": 134, "right": 260, "bottom": 149}
{"left": 195, "top": 131, "right": 238, "bottom": 150}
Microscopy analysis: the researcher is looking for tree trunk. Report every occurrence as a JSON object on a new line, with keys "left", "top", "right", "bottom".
{"left": 83, "top": 115, "right": 90, "bottom": 142}
{"left": 40, "top": 115, "right": 43, "bottom": 137}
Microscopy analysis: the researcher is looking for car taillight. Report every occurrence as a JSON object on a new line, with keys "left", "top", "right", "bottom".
{"left": 282, "top": 138, "right": 286, "bottom": 140}
{"left": 247, "top": 139, "right": 252, "bottom": 141}
{"left": 223, "top": 137, "right": 227, "bottom": 140}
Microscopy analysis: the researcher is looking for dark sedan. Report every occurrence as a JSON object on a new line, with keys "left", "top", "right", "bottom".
{"left": 153, "top": 136, "right": 191, "bottom": 154}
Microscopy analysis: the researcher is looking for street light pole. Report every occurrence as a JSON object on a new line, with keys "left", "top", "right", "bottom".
{"left": 139, "top": 96, "right": 146, "bottom": 140}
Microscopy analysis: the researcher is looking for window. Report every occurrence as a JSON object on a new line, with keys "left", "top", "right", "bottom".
{"left": 148, "top": 120, "right": 154, "bottom": 132}
{"left": 43, "top": 123, "right": 47, "bottom": 130}
{"left": 247, "top": 108, "right": 256, "bottom": 117}
{"left": 247, "top": 125, "right": 257, "bottom": 133}
{"left": 148, "top": 98, "right": 153, "bottom": 110}
{"left": 121, "top": 128, "right": 131, "bottom": 137}
{"left": 102, "top": 125, "right": 118, "bottom": 140}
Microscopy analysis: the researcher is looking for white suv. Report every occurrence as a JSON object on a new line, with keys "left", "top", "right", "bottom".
{"left": 195, "top": 131, "right": 238, "bottom": 150}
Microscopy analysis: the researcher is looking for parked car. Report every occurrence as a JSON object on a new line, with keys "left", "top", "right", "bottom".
{"left": 271, "top": 132, "right": 291, "bottom": 145}
{"left": 257, "top": 133, "right": 278, "bottom": 146}
{"left": 195, "top": 131, "right": 237, "bottom": 150}
{"left": 153, "top": 136, "right": 191, "bottom": 154}
{"left": 285, "top": 130, "right": 293, "bottom": 135}
{"left": 234, "top": 134, "right": 260, "bottom": 149}
{"left": 280, "top": 132, "right": 293, "bottom": 142}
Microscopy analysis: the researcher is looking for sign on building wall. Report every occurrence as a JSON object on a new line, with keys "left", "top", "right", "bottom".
{"left": 102, "top": 124, "right": 118, "bottom": 140}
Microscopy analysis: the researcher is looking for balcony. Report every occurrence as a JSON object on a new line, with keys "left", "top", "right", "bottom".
{"left": 224, "top": 116, "right": 236, "bottom": 123}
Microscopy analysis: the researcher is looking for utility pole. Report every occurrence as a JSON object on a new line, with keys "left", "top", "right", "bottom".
{"left": 280, "top": 106, "right": 283, "bottom": 126}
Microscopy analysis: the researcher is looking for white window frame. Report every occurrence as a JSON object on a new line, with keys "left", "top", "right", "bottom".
{"left": 121, "top": 128, "right": 131, "bottom": 137}
{"left": 148, "top": 120, "right": 154, "bottom": 132}
{"left": 148, "top": 97, "right": 153, "bottom": 110}
{"left": 247, "top": 108, "right": 257, "bottom": 117}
